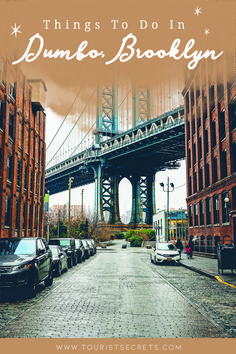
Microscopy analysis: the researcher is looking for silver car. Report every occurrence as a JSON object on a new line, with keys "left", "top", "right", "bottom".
{"left": 150, "top": 242, "right": 181, "bottom": 265}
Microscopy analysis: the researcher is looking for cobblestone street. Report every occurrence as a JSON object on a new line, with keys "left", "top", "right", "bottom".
{"left": 0, "top": 241, "right": 235, "bottom": 338}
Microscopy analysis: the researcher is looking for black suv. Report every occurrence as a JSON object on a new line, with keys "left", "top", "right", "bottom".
{"left": 0, "top": 237, "right": 53, "bottom": 297}
{"left": 49, "top": 238, "right": 77, "bottom": 268}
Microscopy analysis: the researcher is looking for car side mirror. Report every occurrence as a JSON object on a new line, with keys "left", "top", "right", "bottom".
{"left": 38, "top": 249, "right": 45, "bottom": 256}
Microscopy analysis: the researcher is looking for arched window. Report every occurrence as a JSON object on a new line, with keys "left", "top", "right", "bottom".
{"left": 194, "top": 235, "right": 199, "bottom": 252}
{"left": 200, "top": 235, "right": 205, "bottom": 253}
{"left": 222, "top": 191, "right": 229, "bottom": 224}
{"left": 214, "top": 236, "right": 220, "bottom": 254}
{"left": 207, "top": 235, "right": 213, "bottom": 253}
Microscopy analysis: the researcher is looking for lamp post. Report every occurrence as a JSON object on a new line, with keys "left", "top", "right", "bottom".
{"left": 68, "top": 177, "right": 74, "bottom": 237}
{"left": 160, "top": 177, "right": 174, "bottom": 241}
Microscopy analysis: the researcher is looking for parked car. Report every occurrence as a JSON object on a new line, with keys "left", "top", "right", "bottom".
{"left": 49, "top": 245, "right": 68, "bottom": 276}
{"left": 75, "top": 239, "right": 85, "bottom": 263}
{"left": 150, "top": 242, "right": 181, "bottom": 265}
{"left": 86, "top": 239, "right": 96, "bottom": 255}
{"left": 81, "top": 239, "right": 91, "bottom": 259}
{"left": 0, "top": 237, "right": 53, "bottom": 297}
{"left": 49, "top": 238, "right": 77, "bottom": 268}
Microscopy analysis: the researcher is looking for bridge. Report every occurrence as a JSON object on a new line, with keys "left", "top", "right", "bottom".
{"left": 45, "top": 85, "right": 185, "bottom": 225}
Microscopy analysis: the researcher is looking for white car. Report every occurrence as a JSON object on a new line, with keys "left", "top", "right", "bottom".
{"left": 150, "top": 242, "right": 181, "bottom": 265}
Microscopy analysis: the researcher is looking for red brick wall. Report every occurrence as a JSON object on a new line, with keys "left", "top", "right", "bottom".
{"left": 0, "top": 57, "right": 46, "bottom": 238}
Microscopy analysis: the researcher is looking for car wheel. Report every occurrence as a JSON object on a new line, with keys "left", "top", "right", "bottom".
{"left": 57, "top": 262, "right": 62, "bottom": 277}
{"left": 44, "top": 268, "right": 53, "bottom": 287}
{"left": 73, "top": 256, "right": 77, "bottom": 266}
{"left": 154, "top": 256, "right": 158, "bottom": 265}
{"left": 150, "top": 255, "right": 153, "bottom": 263}
{"left": 26, "top": 282, "right": 37, "bottom": 298}
{"left": 68, "top": 258, "right": 72, "bottom": 268}
{"left": 77, "top": 255, "right": 82, "bottom": 263}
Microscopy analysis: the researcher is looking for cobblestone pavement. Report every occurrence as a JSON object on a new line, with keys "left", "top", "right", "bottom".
{"left": 0, "top": 242, "right": 234, "bottom": 338}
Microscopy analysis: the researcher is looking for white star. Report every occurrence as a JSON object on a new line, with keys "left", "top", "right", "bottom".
{"left": 204, "top": 28, "right": 210, "bottom": 35}
{"left": 11, "top": 23, "right": 22, "bottom": 38}
{"left": 194, "top": 6, "right": 202, "bottom": 16}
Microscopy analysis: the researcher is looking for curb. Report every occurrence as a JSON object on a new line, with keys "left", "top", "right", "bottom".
{"left": 180, "top": 262, "right": 216, "bottom": 279}
{"left": 180, "top": 262, "right": 236, "bottom": 288}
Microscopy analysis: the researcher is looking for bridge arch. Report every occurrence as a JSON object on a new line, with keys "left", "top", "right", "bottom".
{"left": 119, "top": 177, "right": 132, "bottom": 224}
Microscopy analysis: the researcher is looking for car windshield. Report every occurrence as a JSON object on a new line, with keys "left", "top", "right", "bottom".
{"left": 81, "top": 240, "right": 88, "bottom": 246}
{"left": 156, "top": 243, "right": 177, "bottom": 251}
{"left": 75, "top": 240, "right": 81, "bottom": 246}
{"left": 0, "top": 239, "right": 36, "bottom": 256}
{"left": 59, "top": 240, "right": 71, "bottom": 247}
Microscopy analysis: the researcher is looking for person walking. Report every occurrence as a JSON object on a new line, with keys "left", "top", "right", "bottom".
{"left": 185, "top": 243, "right": 191, "bottom": 259}
{"left": 189, "top": 238, "right": 194, "bottom": 259}
{"left": 176, "top": 239, "right": 183, "bottom": 258}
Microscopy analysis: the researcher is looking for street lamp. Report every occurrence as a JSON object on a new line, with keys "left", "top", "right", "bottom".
{"left": 68, "top": 177, "right": 74, "bottom": 237}
{"left": 160, "top": 177, "right": 174, "bottom": 241}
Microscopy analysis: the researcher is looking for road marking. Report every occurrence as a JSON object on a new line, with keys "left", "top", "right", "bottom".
{"left": 215, "top": 276, "right": 236, "bottom": 289}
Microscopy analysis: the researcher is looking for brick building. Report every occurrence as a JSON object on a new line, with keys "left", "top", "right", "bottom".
{"left": 0, "top": 57, "right": 47, "bottom": 238}
{"left": 183, "top": 56, "right": 236, "bottom": 255}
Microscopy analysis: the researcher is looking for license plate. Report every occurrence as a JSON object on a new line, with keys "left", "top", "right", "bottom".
{"left": 167, "top": 258, "right": 172, "bottom": 261}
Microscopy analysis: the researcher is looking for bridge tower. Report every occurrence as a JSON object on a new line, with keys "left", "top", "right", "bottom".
{"left": 94, "top": 83, "right": 120, "bottom": 223}
{"left": 94, "top": 85, "right": 155, "bottom": 226}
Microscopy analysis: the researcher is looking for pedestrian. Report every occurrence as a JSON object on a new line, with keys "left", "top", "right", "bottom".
{"left": 189, "top": 238, "right": 194, "bottom": 259}
{"left": 185, "top": 243, "right": 191, "bottom": 259}
{"left": 176, "top": 239, "right": 183, "bottom": 258}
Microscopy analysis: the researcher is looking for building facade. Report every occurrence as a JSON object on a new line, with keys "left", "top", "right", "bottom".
{"left": 0, "top": 57, "right": 47, "bottom": 238}
{"left": 183, "top": 56, "right": 236, "bottom": 255}
{"left": 153, "top": 209, "right": 188, "bottom": 242}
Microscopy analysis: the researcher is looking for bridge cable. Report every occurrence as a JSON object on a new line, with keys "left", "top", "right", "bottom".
{"left": 46, "top": 88, "right": 96, "bottom": 168}
{"left": 46, "top": 88, "right": 82, "bottom": 151}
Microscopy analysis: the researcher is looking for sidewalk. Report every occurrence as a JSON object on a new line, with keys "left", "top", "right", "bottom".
{"left": 180, "top": 254, "right": 236, "bottom": 288}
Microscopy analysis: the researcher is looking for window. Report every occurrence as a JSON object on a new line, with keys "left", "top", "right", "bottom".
{"left": 193, "top": 143, "right": 196, "bottom": 165}
{"left": 199, "top": 168, "right": 203, "bottom": 191}
{"left": 200, "top": 200, "right": 204, "bottom": 225}
{"left": 194, "top": 203, "right": 198, "bottom": 227}
{"left": 203, "top": 94, "right": 208, "bottom": 120}
{"left": 30, "top": 171, "right": 34, "bottom": 192}
{"left": 222, "top": 191, "right": 229, "bottom": 224}
{"left": 213, "top": 194, "right": 219, "bottom": 224}
{"left": 197, "top": 107, "right": 201, "bottom": 128}
{"left": 0, "top": 148, "right": 1, "bottom": 177}
{"left": 200, "top": 235, "right": 205, "bottom": 252}
{"left": 218, "top": 83, "right": 224, "bottom": 101}
{"left": 187, "top": 121, "right": 190, "bottom": 141}
{"left": 233, "top": 141, "right": 236, "bottom": 173}
{"left": 189, "top": 204, "right": 193, "bottom": 227}
{"left": 221, "top": 149, "right": 227, "bottom": 179}
{"left": 192, "top": 114, "right": 195, "bottom": 135}
{"left": 207, "top": 236, "right": 213, "bottom": 253}
{"left": 188, "top": 148, "right": 191, "bottom": 169}
{"left": 22, "top": 203, "right": 26, "bottom": 230}
{"left": 9, "top": 82, "right": 15, "bottom": 99}
{"left": 206, "top": 197, "right": 211, "bottom": 225}
{"left": 9, "top": 111, "right": 14, "bottom": 140}
{"left": 24, "top": 165, "right": 28, "bottom": 189}
{"left": 15, "top": 200, "right": 19, "bottom": 230}
{"left": 230, "top": 100, "right": 236, "bottom": 131}
{"left": 193, "top": 172, "right": 197, "bottom": 193}
{"left": 188, "top": 176, "right": 192, "bottom": 196}
{"left": 5, "top": 196, "right": 10, "bottom": 227}
{"left": 212, "top": 120, "right": 216, "bottom": 147}
{"left": 210, "top": 84, "right": 215, "bottom": 111}
{"left": 220, "top": 109, "right": 226, "bottom": 139}
{"left": 186, "top": 92, "right": 189, "bottom": 115}
{"left": 205, "top": 128, "right": 209, "bottom": 154}
{"left": 17, "top": 160, "right": 21, "bottom": 187}
{"left": 199, "top": 136, "right": 202, "bottom": 159}
{"left": 212, "top": 156, "right": 218, "bottom": 183}
{"left": 7, "top": 154, "right": 12, "bottom": 182}
{"left": 205, "top": 163, "right": 210, "bottom": 187}
{"left": 0, "top": 99, "right": 3, "bottom": 129}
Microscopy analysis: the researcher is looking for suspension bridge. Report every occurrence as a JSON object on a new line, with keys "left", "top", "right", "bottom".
{"left": 45, "top": 82, "right": 185, "bottom": 225}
